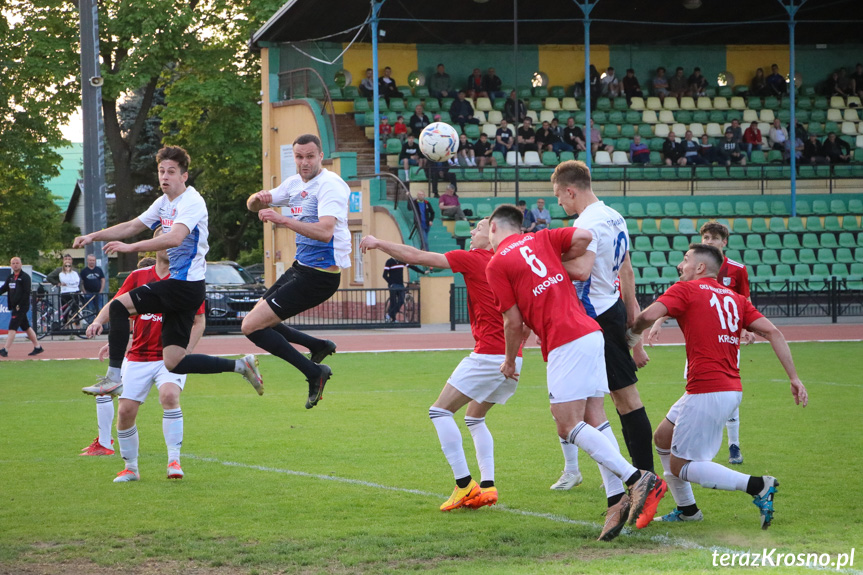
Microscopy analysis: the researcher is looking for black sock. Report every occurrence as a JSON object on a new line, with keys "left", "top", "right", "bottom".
{"left": 456, "top": 475, "right": 472, "bottom": 489}
{"left": 607, "top": 492, "right": 624, "bottom": 507}
{"left": 172, "top": 354, "right": 236, "bottom": 374}
{"left": 680, "top": 503, "right": 700, "bottom": 516}
{"left": 272, "top": 323, "right": 322, "bottom": 351}
{"left": 108, "top": 300, "right": 131, "bottom": 369}
{"left": 746, "top": 476, "right": 765, "bottom": 497}
{"left": 479, "top": 480, "right": 494, "bottom": 488}
{"left": 625, "top": 470, "right": 642, "bottom": 487}
{"left": 619, "top": 407, "right": 655, "bottom": 473}
{"left": 247, "top": 327, "right": 319, "bottom": 379}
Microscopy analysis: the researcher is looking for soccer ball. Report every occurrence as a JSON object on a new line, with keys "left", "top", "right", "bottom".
{"left": 419, "top": 122, "right": 459, "bottom": 162}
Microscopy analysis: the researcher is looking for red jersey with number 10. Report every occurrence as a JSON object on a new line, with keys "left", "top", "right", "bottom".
{"left": 115, "top": 266, "right": 205, "bottom": 362}
{"left": 657, "top": 278, "right": 763, "bottom": 394}
{"left": 486, "top": 228, "right": 601, "bottom": 361}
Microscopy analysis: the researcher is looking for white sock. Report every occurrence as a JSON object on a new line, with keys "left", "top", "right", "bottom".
{"left": 596, "top": 421, "right": 626, "bottom": 498}
{"left": 560, "top": 437, "right": 580, "bottom": 473}
{"left": 117, "top": 425, "right": 139, "bottom": 471}
{"left": 106, "top": 366, "right": 121, "bottom": 382}
{"left": 234, "top": 359, "right": 246, "bottom": 373}
{"left": 96, "top": 396, "right": 114, "bottom": 449}
{"left": 429, "top": 407, "right": 470, "bottom": 480}
{"left": 679, "top": 461, "right": 750, "bottom": 492}
{"left": 567, "top": 422, "right": 637, "bottom": 481}
{"left": 726, "top": 407, "right": 740, "bottom": 446}
{"left": 657, "top": 447, "right": 696, "bottom": 507}
{"left": 163, "top": 408, "right": 183, "bottom": 463}
{"left": 465, "top": 416, "right": 494, "bottom": 483}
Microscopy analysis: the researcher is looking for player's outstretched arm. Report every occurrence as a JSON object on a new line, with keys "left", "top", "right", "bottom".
{"left": 646, "top": 316, "right": 669, "bottom": 346}
{"left": 500, "top": 305, "right": 524, "bottom": 380}
{"left": 104, "top": 223, "right": 190, "bottom": 255}
{"left": 632, "top": 301, "right": 669, "bottom": 337}
{"left": 247, "top": 190, "right": 273, "bottom": 212}
{"left": 746, "top": 317, "right": 808, "bottom": 407}
{"left": 259, "top": 211, "right": 336, "bottom": 243}
{"left": 73, "top": 219, "right": 150, "bottom": 248}
{"left": 359, "top": 235, "right": 450, "bottom": 269}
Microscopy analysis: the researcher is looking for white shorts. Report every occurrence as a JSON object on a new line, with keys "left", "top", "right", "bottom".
{"left": 119, "top": 359, "right": 186, "bottom": 404}
{"left": 546, "top": 331, "right": 608, "bottom": 404}
{"left": 666, "top": 391, "right": 743, "bottom": 461}
{"left": 448, "top": 353, "right": 521, "bottom": 405}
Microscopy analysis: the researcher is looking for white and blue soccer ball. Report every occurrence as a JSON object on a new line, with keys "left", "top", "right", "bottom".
{"left": 419, "top": 122, "right": 459, "bottom": 162}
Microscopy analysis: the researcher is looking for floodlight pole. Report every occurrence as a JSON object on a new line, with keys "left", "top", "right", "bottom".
{"left": 575, "top": 0, "right": 598, "bottom": 172}
{"left": 371, "top": 0, "right": 385, "bottom": 179}
{"left": 513, "top": 0, "right": 519, "bottom": 201}
{"left": 779, "top": 0, "right": 806, "bottom": 217}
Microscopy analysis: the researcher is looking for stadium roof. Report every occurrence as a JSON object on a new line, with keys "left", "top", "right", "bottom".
{"left": 45, "top": 144, "right": 83, "bottom": 213}
{"left": 252, "top": 0, "right": 863, "bottom": 48}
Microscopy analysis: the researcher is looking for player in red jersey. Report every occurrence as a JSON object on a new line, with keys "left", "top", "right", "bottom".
{"left": 631, "top": 243, "right": 807, "bottom": 529}
{"left": 360, "top": 219, "right": 524, "bottom": 511}
{"left": 83, "top": 242, "right": 206, "bottom": 482}
{"left": 485, "top": 205, "right": 666, "bottom": 541}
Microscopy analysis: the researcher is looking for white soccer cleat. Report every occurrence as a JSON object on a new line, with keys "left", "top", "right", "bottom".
{"left": 113, "top": 468, "right": 140, "bottom": 483}
{"left": 167, "top": 460, "right": 184, "bottom": 479}
{"left": 239, "top": 354, "right": 264, "bottom": 395}
{"left": 550, "top": 470, "right": 583, "bottom": 490}
{"left": 82, "top": 376, "right": 123, "bottom": 397}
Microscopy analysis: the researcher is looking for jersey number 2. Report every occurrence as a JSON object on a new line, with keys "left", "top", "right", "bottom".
{"left": 519, "top": 246, "right": 548, "bottom": 277}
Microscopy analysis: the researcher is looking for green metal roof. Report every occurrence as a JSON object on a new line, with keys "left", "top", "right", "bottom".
{"left": 45, "top": 144, "right": 83, "bottom": 212}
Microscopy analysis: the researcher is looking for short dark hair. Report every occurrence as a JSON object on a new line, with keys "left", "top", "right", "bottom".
{"left": 517, "top": 200, "right": 527, "bottom": 207}
{"left": 137, "top": 257, "right": 157, "bottom": 269}
{"left": 293, "top": 134, "right": 322, "bottom": 152}
{"left": 156, "top": 146, "right": 190, "bottom": 172}
{"left": 694, "top": 67, "right": 701, "bottom": 72}
{"left": 689, "top": 243, "right": 723, "bottom": 272}
{"left": 489, "top": 204, "right": 524, "bottom": 230}
{"left": 626, "top": 68, "right": 634, "bottom": 74}
{"left": 699, "top": 221, "right": 729, "bottom": 240}
{"left": 657, "top": 66, "right": 666, "bottom": 73}
{"left": 676, "top": 67, "right": 684, "bottom": 72}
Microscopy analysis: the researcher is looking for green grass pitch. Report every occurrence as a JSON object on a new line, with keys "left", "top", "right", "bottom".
{"left": 1, "top": 342, "right": 861, "bottom": 574}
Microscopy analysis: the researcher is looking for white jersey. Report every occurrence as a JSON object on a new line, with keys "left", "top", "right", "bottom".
{"left": 139, "top": 186, "right": 209, "bottom": 282}
{"left": 269, "top": 168, "right": 351, "bottom": 269}
{"left": 571, "top": 200, "right": 629, "bottom": 318}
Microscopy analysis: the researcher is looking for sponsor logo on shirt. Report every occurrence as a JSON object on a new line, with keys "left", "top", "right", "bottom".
{"left": 532, "top": 273, "right": 566, "bottom": 296}
{"left": 139, "top": 313, "right": 163, "bottom": 322}
{"left": 289, "top": 206, "right": 303, "bottom": 216}
{"left": 160, "top": 216, "right": 174, "bottom": 229}
{"left": 723, "top": 277, "right": 732, "bottom": 286}
{"left": 301, "top": 190, "right": 308, "bottom": 198}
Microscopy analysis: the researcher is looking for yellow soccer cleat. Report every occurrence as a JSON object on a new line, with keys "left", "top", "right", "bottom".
{"left": 439, "top": 479, "right": 480, "bottom": 511}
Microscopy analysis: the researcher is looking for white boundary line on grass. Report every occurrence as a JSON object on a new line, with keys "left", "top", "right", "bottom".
{"left": 186, "top": 454, "right": 862, "bottom": 574}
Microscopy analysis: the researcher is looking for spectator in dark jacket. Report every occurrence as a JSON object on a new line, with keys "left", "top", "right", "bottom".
{"left": 449, "top": 91, "right": 480, "bottom": 128}
{"left": 663, "top": 132, "right": 686, "bottom": 166}
{"left": 0, "top": 257, "right": 43, "bottom": 357}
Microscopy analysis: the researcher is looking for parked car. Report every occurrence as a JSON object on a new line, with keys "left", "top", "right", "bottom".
{"left": 204, "top": 261, "right": 267, "bottom": 330}
{"left": 0, "top": 267, "right": 57, "bottom": 294}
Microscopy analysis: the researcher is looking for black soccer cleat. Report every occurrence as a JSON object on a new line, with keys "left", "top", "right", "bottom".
{"left": 306, "top": 364, "right": 332, "bottom": 409}
{"left": 28, "top": 347, "right": 44, "bottom": 356}
{"left": 309, "top": 340, "right": 336, "bottom": 365}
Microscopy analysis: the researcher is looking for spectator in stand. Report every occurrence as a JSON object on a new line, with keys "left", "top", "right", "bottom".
{"left": 47, "top": 253, "right": 76, "bottom": 287}
{"left": 766, "top": 64, "right": 786, "bottom": 98}
{"left": 517, "top": 200, "right": 536, "bottom": 232}
{"left": 409, "top": 190, "right": 435, "bottom": 248}
{"left": 409, "top": 104, "right": 430, "bottom": 137}
{"left": 768, "top": 118, "right": 789, "bottom": 151}
{"left": 400, "top": 134, "right": 426, "bottom": 182}
{"left": 783, "top": 134, "right": 805, "bottom": 164}
{"left": 379, "top": 115, "right": 392, "bottom": 142}
{"left": 653, "top": 67, "right": 670, "bottom": 98}
{"left": 803, "top": 134, "right": 829, "bottom": 165}
{"left": 719, "top": 128, "right": 747, "bottom": 166}
{"left": 668, "top": 67, "right": 689, "bottom": 99}
{"left": 630, "top": 134, "right": 650, "bottom": 164}
{"left": 457, "top": 133, "right": 477, "bottom": 167}
{"left": 473, "top": 132, "right": 497, "bottom": 172}
{"left": 530, "top": 198, "right": 551, "bottom": 231}
{"left": 742, "top": 121, "right": 763, "bottom": 160}
{"left": 549, "top": 118, "right": 564, "bottom": 140}
{"left": 851, "top": 63, "right": 863, "bottom": 100}
{"left": 821, "top": 132, "right": 852, "bottom": 163}
{"left": 536, "top": 120, "right": 572, "bottom": 154}
{"left": 791, "top": 119, "right": 808, "bottom": 142}
{"left": 688, "top": 67, "right": 709, "bottom": 97}
{"left": 835, "top": 68, "right": 852, "bottom": 98}
{"left": 378, "top": 67, "right": 403, "bottom": 103}
{"left": 587, "top": 64, "right": 601, "bottom": 108}
{"left": 430, "top": 64, "right": 452, "bottom": 100}
{"left": 494, "top": 119, "right": 515, "bottom": 155}
{"left": 589, "top": 118, "right": 614, "bottom": 156}
{"left": 564, "top": 116, "right": 587, "bottom": 152}
{"left": 483, "top": 67, "right": 505, "bottom": 101}
{"left": 663, "top": 131, "right": 686, "bottom": 166}
{"left": 503, "top": 90, "right": 526, "bottom": 124}
{"left": 750, "top": 68, "right": 769, "bottom": 98}
{"left": 681, "top": 130, "right": 706, "bottom": 165}
{"left": 517, "top": 117, "right": 538, "bottom": 153}
{"left": 438, "top": 184, "right": 466, "bottom": 220}
{"left": 430, "top": 161, "right": 458, "bottom": 197}
{"left": 466, "top": 68, "right": 487, "bottom": 98}
{"left": 728, "top": 118, "right": 743, "bottom": 144}
{"left": 360, "top": 68, "right": 375, "bottom": 99}
{"left": 699, "top": 134, "right": 720, "bottom": 164}
{"left": 601, "top": 66, "right": 621, "bottom": 98}
{"left": 449, "top": 91, "right": 480, "bottom": 129}
{"left": 622, "top": 68, "right": 644, "bottom": 104}
{"left": 393, "top": 115, "right": 408, "bottom": 142}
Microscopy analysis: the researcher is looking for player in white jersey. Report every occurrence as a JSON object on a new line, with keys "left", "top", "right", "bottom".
{"left": 73, "top": 146, "right": 263, "bottom": 395}
{"left": 243, "top": 134, "right": 350, "bottom": 409}
{"left": 548, "top": 160, "right": 655, "bottom": 493}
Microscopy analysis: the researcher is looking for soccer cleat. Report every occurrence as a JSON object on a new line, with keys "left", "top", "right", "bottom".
{"left": 729, "top": 444, "right": 744, "bottom": 465}
{"left": 81, "top": 437, "right": 112, "bottom": 452}
{"left": 550, "top": 470, "right": 583, "bottom": 490}
{"left": 309, "top": 340, "right": 337, "bottom": 364}
{"left": 598, "top": 495, "right": 631, "bottom": 542}
{"left": 28, "top": 347, "right": 44, "bottom": 356}
{"left": 626, "top": 470, "right": 658, "bottom": 526}
{"left": 439, "top": 480, "right": 480, "bottom": 511}
{"left": 79, "top": 438, "right": 114, "bottom": 456}
{"left": 167, "top": 460, "right": 184, "bottom": 479}
{"left": 239, "top": 354, "right": 264, "bottom": 395}
{"left": 82, "top": 376, "right": 123, "bottom": 397}
{"left": 464, "top": 486, "right": 498, "bottom": 509}
{"left": 752, "top": 476, "right": 779, "bottom": 530}
{"left": 305, "top": 364, "right": 332, "bottom": 409}
{"left": 635, "top": 477, "right": 669, "bottom": 529}
{"left": 653, "top": 507, "right": 704, "bottom": 523}
{"left": 113, "top": 468, "right": 140, "bottom": 483}
{"left": 0, "top": 348, "right": 7, "bottom": 357}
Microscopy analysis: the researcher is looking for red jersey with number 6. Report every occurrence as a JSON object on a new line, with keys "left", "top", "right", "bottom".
{"left": 717, "top": 256, "right": 750, "bottom": 298}
{"left": 486, "top": 228, "right": 601, "bottom": 361}
{"left": 657, "top": 278, "right": 763, "bottom": 394}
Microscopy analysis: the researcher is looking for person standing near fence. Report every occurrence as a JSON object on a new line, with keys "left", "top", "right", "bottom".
{"left": 243, "top": 134, "right": 348, "bottom": 410}
{"left": 59, "top": 259, "right": 82, "bottom": 327}
{"left": 0, "top": 257, "right": 44, "bottom": 357}
{"left": 382, "top": 257, "right": 426, "bottom": 323}
{"left": 80, "top": 254, "right": 106, "bottom": 316}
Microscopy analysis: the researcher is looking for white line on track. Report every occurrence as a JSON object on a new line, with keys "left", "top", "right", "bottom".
{"left": 185, "top": 454, "right": 862, "bottom": 574}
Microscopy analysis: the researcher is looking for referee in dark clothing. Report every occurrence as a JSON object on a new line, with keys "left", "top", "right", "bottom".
{"left": 0, "top": 257, "right": 44, "bottom": 357}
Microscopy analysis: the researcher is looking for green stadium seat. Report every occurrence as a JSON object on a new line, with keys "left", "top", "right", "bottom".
{"left": 743, "top": 249, "right": 761, "bottom": 266}
{"left": 385, "top": 138, "right": 402, "bottom": 154}
{"left": 829, "top": 199, "right": 848, "bottom": 214}
{"left": 857, "top": 248, "right": 863, "bottom": 263}
{"left": 770, "top": 265, "right": 794, "bottom": 290}
{"left": 639, "top": 124, "right": 656, "bottom": 138}
{"left": 766, "top": 150, "right": 784, "bottom": 164}
{"left": 795, "top": 200, "right": 812, "bottom": 216}
{"left": 627, "top": 218, "right": 640, "bottom": 237}
{"left": 752, "top": 200, "right": 769, "bottom": 216}
{"left": 549, "top": 218, "right": 566, "bottom": 229}
{"left": 664, "top": 202, "right": 681, "bottom": 217}
{"left": 672, "top": 235, "right": 691, "bottom": 251}
{"left": 770, "top": 201, "right": 787, "bottom": 216}
{"left": 699, "top": 202, "right": 716, "bottom": 217}
{"left": 717, "top": 201, "right": 734, "bottom": 217}
{"left": 627, "top": 110, "right": 643, "bottom": 124}
{"left": 725, "top": 249, "right": 742, "bottom": 262}
{"left": 621, "top": 124, "right": 636, "bottom": 138}
{"left": 849, "top": 199, "right": 863, "bottom": 213}
{"left": 780, "top": 249, "right": 798, "bottom": 265}
{"left": 850, "top": 262, "right": 863, "bottom": 279}
{"left": 353, "top": 98, "right": 370, "bottom": 112}
{"left": 559, "top": 151, "right": 575, "bottom": 162}
{"left": 680, "top": 202, "right": 699, "bottom": 217}
{"left": 678, "top": 218, "right": 696, "bottom": 235}
{"left": 825, "top": 216, "right": 842, "bottom": 232}
{"left": 831, "top": 263, "right": 849, "bottom": 278}
{"left": 631, "top": 251, "right": 649, "bottom": 268}
{"left": 596, "top": 97, "right": 612, "bottom": 111}
{"left": 640, "top": 267, "right": 661, "bottom": 285}
{"left": 628, "top": 203, "right": 646, "bottom": 218}
{"left": 541, "top": 151, "right": 559, "bottom": 167}
{"left": 837, "top": 248, "right": 855, "bottom": 264}
{"left": 649, "top": 252, "right": 668, "bottom": 267}
{"left": 787, "top": 217, "right": 805, "bottom": 233}
{"left": 453, "top": 220, "right": 472, "bottom": 239}
{"left": 821, "top": 233, "right": 838, "bottom": 248}
{"left": 659, "top": 218, "right": 677, "bottom": 235}
{"left": 609, "top": 202, "right": 626, "bottom": 216}
{"left": 592, "top": 110, "right": 608, "bottom": 124}
{"left": 812, "top": 199, "right": 829, "bottom": 214}
{"left": 732, "top": 218, "right": 750, "bottom": 233}
{"left": 751, "top": 218, "right": 769, "bottom": 234}
{"left": 761, "top": 249, "right": 780, "bottom": 265}
{"left": 648, "top": 151, "right": 662, "bottom": 164}
{"left": 809, "top": 263, "right": 830, "bottom": 284}
{"left": 646, "top": 202, "right": 663, "bottom": 217}
{"left": 746, "top": 235, "right": 765, "bottom": 250}
{"left": 754, "top": 264, "right": 773, "bottom": 283}
{"left": 768, "top": 217, "right": 786, "bottom": 233}
{"left": 843, "top": 216, "right": 861, "bottom": 231}
{"left": 733, "top": 201, "right": 752, "bottom": 217}
{"left": 653, "top": 236, "right": 672, "bottom": 252}
{"left": 550, "top": 86, "right": 566, "bottom": 98}
{"left": 839, "top": 232, "right": 857, "bottom": 248}
{"left": 533, "top": 86, "right": 549, "bottom": 98}
{"left": 709, "top": 110, "right": 726, "bottom": 123}
{"left": 817, "top": 248, "right": 836, "bottom": 264}
{"left": 782, "top": 234, "right": 801, "bottom": 249}
{"left": 343, "top": 86, "right": 360, "bottom": 99}
{"left": 798, "top": 248, "right": 817, "bottom": 265}
{"left": 634, "top": 236, "right": 652, "bottom": 252}
{"left": 661, "top": 266, "right": 679, "bottom": 282}
{"left": 667, "top": 250, "right": 685, "bottom": 265}
{"left": 806, "top": 216, "right": 824, "bottom": 232}
{"left": 641, "top": 219, "right": 660, "bottom": 235}
{"left": 728, "top": 235, "right": 746, "bottom": 251}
